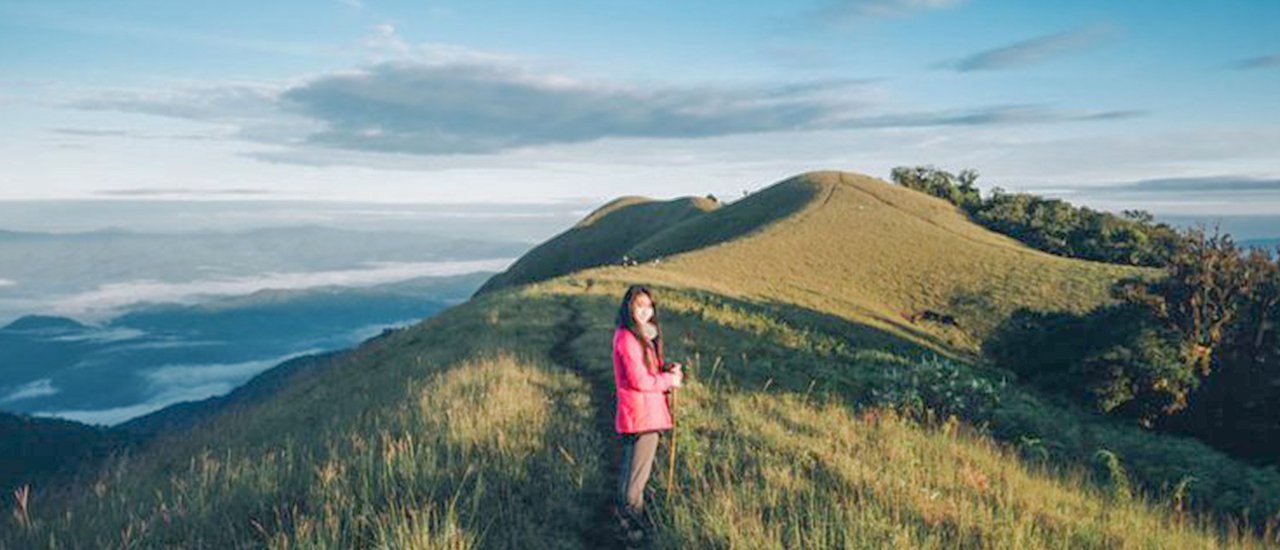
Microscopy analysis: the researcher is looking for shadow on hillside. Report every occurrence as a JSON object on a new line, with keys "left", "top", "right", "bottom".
{"left": 654, "top": 284, "right": 965, "bottom": 361}
{"left": 757, "top": 297, "right": 973, "bottom": 361}
{"left": 496, "top": 370, "right": 614, "bottom": 548}
{"left": 981, "top": 307, "right": 1107, "bottom": 393}
{"left": 553, "top": 284, "right": 963, "bottom": 418}
{"left": 479, "top": 174, "right": 823, "bottom": 298}
{"left": 475, "top": 198, "right": 717, "bottom": 296}
{"left": 627, "top": 175, "right": 821, "bottom": 262}
{"left": 549, "top": 283, "right": 1280, "bottom": 536}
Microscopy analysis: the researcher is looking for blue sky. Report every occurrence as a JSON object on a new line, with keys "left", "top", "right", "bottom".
{"left": 1, "top": 0, "right": 1278, "bottom": 215}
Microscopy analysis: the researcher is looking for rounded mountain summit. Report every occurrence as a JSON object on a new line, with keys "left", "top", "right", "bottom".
{"left": 476, "top": 170, "right": 1147, "bottom": 356}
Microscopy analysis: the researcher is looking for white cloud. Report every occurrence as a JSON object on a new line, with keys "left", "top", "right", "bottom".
{"left": 51, "top": 31, "right": 1146, "bottom": 175}
{"left": 362, "top": 23, "right": 408, "bottom": 55}
{"left": 74, "top": 59, "right": 877, "bottom": 156}
{"left": 33, "top": 401, "right": 170, "bottom": 427}
{"left": 99, "top": 339, "right": 224, "bottom": 352}
{"left": 46, "top": 326, "right": 146, "bottom": 343}
{"left": 0, "top": 278, "right": 16, "bottom": 287}
{"left": 0, "top": 378, "right": 59, "bottom": 403}
{"left": 34, "top": 348, "right": 325, "bottom": 426}
{"left": 1038, "top": 176, "right": 1280, "bottom": 216}
{"left": 142, "top": 353, "right": 314, "bottom": 388}
{"left": 44, "top": 258, "right": 514, "bottom": 320}
{"left": 69, "top": 55, "right": 1139, "bottom": 167}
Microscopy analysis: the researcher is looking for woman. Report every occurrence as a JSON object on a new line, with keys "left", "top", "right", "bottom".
{"left": 612, "top": 285, "right": 683, "bottom": 543}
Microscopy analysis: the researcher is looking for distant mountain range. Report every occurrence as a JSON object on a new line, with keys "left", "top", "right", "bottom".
{"left": 0, "top": 271, "right": 492, "bottom": 425}
{"left": 0, "top": 224, "right": 528, "bottom": 325}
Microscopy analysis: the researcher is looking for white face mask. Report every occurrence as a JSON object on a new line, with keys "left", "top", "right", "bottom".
{"left": 634, "top": 304, "right": 654, "bottom": 324}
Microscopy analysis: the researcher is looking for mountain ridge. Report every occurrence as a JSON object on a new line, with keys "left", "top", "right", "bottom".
{"left": 474, "top": 194, "right": 721, "bottom": 295}
{"left": 3, "top": 169, "right": 1272, "bottom": 548}
{"left": 487, "top": 170, "right": 1152, "bottom": 358}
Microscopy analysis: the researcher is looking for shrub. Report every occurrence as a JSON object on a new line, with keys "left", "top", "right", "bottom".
{"left": 1078, "top": 326, "right": 1192, "bottom": 426}
{"left": 867, "top": 354, "right": 1008, "bottom": 423}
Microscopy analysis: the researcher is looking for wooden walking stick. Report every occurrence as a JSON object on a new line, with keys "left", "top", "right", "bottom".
{"left": 666, "top": 357, "right": 687, "bottom": 507}
{"left": 666, "top": 383, "right": 677, "bottom": 507}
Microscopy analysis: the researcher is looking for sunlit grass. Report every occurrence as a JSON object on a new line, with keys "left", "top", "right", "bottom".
{"left": 547, "top": 278, "right": 1279, "bottom": 548}
{"left": 655, "top": 387, "right": 1238, "bottom": 549}
{"left": 4, "top": 283, "right": 1275, "bottom": 547}
{"left": 3, "top": 293, "right": 604, "bottom": 547}
{"left": 483, "top": 171, "right": 1157, "bottom": 356}
{"left": 4, "top": 170, "right": 1276, "bottom": 548}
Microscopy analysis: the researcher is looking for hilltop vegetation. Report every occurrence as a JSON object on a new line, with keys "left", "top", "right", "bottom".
{"left": 989, "top": 225, "right": 1280, "bottom": 462}
{"left": 4, "top": 170, "right": 1278, "bottom": 548}
{"left": 889, "top": 166, "right": 1182, "bottom": 267}
{"left": 567, "top": 171, "right": 1152, "bottom": 357}
{"left": 891, "top": 166, "right": 1280, "bottom": 465}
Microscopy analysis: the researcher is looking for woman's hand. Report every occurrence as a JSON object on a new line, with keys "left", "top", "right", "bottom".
{"left": 668, "top": 363, "right": 684, "bottom": 388}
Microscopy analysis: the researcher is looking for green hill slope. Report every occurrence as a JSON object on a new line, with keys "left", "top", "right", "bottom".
{"left": 491, "top": 171, "right": 1153, "bottom": 357}
{"left": 5, "top": 171, "right": 1275, "bottom": 549}
{"left": 474, "top": 195, "right": 720, "bottom": 295}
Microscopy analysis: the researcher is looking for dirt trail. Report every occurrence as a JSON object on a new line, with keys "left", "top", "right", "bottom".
{"left": 548, "top": 295, "right": 633, "bottom": 548}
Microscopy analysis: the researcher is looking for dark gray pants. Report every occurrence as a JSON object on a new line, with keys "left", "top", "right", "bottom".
{"left": 617, "top": 431, "right": 661, "bottom": 518}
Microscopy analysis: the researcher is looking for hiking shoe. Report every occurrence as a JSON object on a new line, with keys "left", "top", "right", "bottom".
{"left": 611, "top": 505, "right": 648, "bottom": 546}
{"left": 622, "top": 524, "right": 646, "bottom": 546}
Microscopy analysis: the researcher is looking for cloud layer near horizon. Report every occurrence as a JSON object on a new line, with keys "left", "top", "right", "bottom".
{"left": 43, "top": 258, "right": 514, "bottom": 321}
{"left": 32, "top": 350, "right": 323, "bottom": 426}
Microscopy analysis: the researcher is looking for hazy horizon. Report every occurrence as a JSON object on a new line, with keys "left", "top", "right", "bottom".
{"left": 0, "top": 195, "right": 1275, "bottom": 239}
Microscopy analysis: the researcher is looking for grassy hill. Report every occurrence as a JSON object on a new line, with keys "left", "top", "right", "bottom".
{"left": 490, "top": 171, "right": 1153, "bottom": 357}
{"left": 5, "top": 171, "right": 1277, "bottom": 548}
{"left": 474, "top": 195, "right": 721, "bottom": 295}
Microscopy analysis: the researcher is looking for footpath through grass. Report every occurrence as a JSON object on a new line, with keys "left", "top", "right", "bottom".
{"left": 4, "top": 277, "right": 1276, "bottom": 548}
{"left": 544, "top": 277, "right": 1275, "bottom": 549}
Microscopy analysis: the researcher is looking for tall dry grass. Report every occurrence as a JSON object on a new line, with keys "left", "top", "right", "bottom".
{"left": 4, "top": 277, "right": 1276, "bottom": 548}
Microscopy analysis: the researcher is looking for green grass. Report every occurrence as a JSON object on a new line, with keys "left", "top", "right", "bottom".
{"left": 5, "top": 293, "right": 604, "bottom": 548}
{"left": 555, "top": 278, "right": 1280, "bottom": 545}
{"left": 475, "top": 194, "right": 719, "bottom": 295}
{"left": 5, "top": 170, "right": 1277, "bottom": 548}
{"left": 8, "top": 280, "right": 1275, "bottom": 548}
{"left": 485, "top": 171, "right": 1155, "bottom": 357}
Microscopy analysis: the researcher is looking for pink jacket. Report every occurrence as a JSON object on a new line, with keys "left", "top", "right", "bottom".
{"left": 613, "top": 326, "right": 676, "bottom": 434}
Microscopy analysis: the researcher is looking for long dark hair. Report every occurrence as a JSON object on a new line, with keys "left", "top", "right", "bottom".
{"left": 616, "top": 285, "right": 664, "bottom": 374}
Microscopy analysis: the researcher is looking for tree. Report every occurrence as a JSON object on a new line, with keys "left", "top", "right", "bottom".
{"left": 954, "top": 169, "right": 982, "bottom": 211}
{"left": 1096, "top": 223, "right": 1257, "bottom": 427}
{"left": 889, "top": 165, "right": 1180, "bottom": 267}
{"left": 1160, "top": 246, "right": 1280, "bottom": 460}
{"left": 1116, "top": 224, "right": 1252, "bottom": 377}
{"left": 1081, "top": 325, "right": 1193, "bottom": 426}
{"left": 1122, "top": 209, "right": 1155, "bottom": 224}
{"left": 1236, "top": 248, "right": 1280, "bottom": 362}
